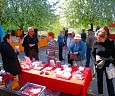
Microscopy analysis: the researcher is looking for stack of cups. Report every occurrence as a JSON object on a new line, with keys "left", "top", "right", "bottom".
{"left": 56, "top": 61, "right": 61, "bottom": 68}
{"left": 50, "top": 60, "right": 55, "bottom": 67}
{"left": 39, "top": 61, "right": 42, "bottom": 66}
{"left": 0, "top": 76, "right": 2, "bottom": 85}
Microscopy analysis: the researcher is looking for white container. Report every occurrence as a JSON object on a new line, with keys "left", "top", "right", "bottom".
{"left": 0, "top": 76, "right": 2, "bottom": 82}
{"left": 50, "top": 60, "right": 55, "bottom": 67}
{"left": 0, "top": 76, "right": 2, "bottom": 85}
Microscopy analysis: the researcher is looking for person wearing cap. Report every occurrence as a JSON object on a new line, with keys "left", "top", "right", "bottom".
{"left": 80, "top": 29, "right": 87, "bottom": 42}
{"left": 86, "top": 29, "right": 96, "bottom": 67}
{"left": 96, "top": 26, "right": 101, "bottom": 31}
{"left": 66, "top": 28, "right": 75, "bottom": 65}
{"left": 69, "top": 34, "right": 86, "bottom": 66}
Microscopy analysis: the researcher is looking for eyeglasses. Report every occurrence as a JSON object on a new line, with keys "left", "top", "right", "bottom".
{"left": 30, "top": 31, "right": 34, "bottom": 32}
{"left": 68, "top": 34, "right": 72, "bottom": 35}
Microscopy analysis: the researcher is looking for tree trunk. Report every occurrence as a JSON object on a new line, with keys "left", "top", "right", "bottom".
{"left": 18, "top": 25, "right": 24, "bottom": 36}
{"left": 90, "top": 23, "right": 93, "bottom": 31}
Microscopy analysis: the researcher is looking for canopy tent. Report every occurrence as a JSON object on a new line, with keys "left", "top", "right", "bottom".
{"left": 108, "top": 23, "right": 115, "bottom": 40}
{"left": 108, "top": 23, "right": 115, "bottom": 27}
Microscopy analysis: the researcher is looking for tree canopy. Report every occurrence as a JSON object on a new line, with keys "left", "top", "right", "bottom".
{"left": 0, "top": 0, "right": 57, "bottom": 31}
{"left": 1, "top": 0, "right": 115, "bottom": 32}
{"left": 61, "top": 0, "right": 115, "bottom": 29}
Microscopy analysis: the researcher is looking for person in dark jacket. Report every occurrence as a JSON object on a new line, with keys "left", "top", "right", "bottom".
{"left": 86, "top": 29, "right": 96, "bottom": 67}
{"left": 22, "top": 27, "right": 39, "bottom": 61}
{"left": 34, "top": 28, "right": 38, "bottom": 39}
{"left": 91, "top": 28, "right": 115, "bottom": 96}
{"left": 0, "top": 33, "right": 22, "bottom": 76}
{"left": 80, "top": 29, "right": 86, "bottom": 42}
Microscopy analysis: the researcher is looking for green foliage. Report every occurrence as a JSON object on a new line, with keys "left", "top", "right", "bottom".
{"left": 1, "top": 0, "right": 115, "bottom": 33}
{"left": 0, "top": 0, "right": 57, "bottom": 31}
{"left": 62, "top": 0, "right": 115, "bottom": 28}
{"left": 47, "top": 16, "right": 64, "bottom": 38}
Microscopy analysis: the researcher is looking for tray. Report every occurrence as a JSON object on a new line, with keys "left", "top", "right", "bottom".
{"left": 18, "top": 82, "right": 46, "bottom": 96}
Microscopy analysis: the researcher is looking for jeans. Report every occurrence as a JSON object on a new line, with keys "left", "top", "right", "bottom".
{"left": 29, "top": 49, "right": 38, "bottom": 60}
{"left": 86, "top": 47, "right": 92, "bottom": 67}
{"left": 59, "top": 45, "right": 63, "bottom": 61}
{"left": 68, "top": 53, "right": 73, "bottom": 66}
{"left": 97, "top": 67, "right": 115, "bottom": 96}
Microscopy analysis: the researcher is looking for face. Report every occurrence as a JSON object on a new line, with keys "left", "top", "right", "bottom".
{"left": 48, "top": 35, "right": 52, "bottom": 41}
{"left": 68, "top": 33, "right": 72, "bottom": 37}
{"left": 28, "top": 28, "right": 34, "bottom": 36}
{"left": 96, "top": 36, "right": 103, "bottom": 42}
{"left": 88, "top": 31, "right": 90, "bottom": 34}
{"left": 61, "top": 31, "right": 65, "bottom": 36}
{"left": 75, "top": 39, "right": 81, "bottom": 43}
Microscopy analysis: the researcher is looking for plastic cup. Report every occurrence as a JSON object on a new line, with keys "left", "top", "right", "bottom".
{"left": 56, "top": 61, "right": 61, "bottom": 68}
{"left": 15, "top": 45, "right": 19, "bottom": 51}
{"left": 0, "top": 76, "right": 2, "bottom": 85}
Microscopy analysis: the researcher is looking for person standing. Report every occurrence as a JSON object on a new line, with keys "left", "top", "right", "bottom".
{"left": 22, "top": 27, "right": 39, "bottom": 61}
{"left": 96, "top": 26, "right": 100, "bottom": 31}
{"left": 34, "top": 28, "right": 38, "bottom": 39}
{"left": 46, "top": 32, "right": 59, "bottom": 62}
{"left": 91, "top": 28, "right": 115, "bottom": 96}
{"left": 0, "top": 33, "right": 22, "bottom": 76}
{"left": 57, "top": 30, "right": 65, "bottom": 61}
{"left": 66, "top": 28, "right": 75, "bottom": 66}
{"left": 63, "top": 29, "right": 68, "bottom": 47}
{"left": 104, "top": 26, "right": 110, "bottom": 36}
{"left": 0, "top": 24, "right": 5, "bottom": 43}
{"left": 86, "top": 29, "right": 96, "bottom": 67}
{"left": 80, "top": 29, "right": 86, "bottom": 42}
{"left": 69, "top": 34, "right": 86, "bottom": 66}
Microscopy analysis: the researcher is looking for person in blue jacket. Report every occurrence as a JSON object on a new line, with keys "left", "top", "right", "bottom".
{"left": 0, "top": 24, "right": 5, "bottom": 43}
{"left": 57, "top": 30, "right": 65, "bottom": 61}
{"left": 69, "top": 34, "right": 86, "bottom": 66}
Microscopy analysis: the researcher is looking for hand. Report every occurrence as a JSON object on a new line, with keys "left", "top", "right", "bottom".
{"left": 64, "top": 46, "right": 67, "bottom": 49}
{"left": 94, "top": 61, "right": 97, "bottom": 65}
{"left": 70, "top": 52, "right": 72, "bottom": 54}
{"left": 55, "top": 58, "right": 59, "bottom": 61}
{"left": 74, "top": 52, "right": 78, "bottom": 54}
{"left": 15, "top": 49, "right": 20, "bottom": 55}
{"left": 16, "top": 49, "right": 20, "bottom": 53}
{"left": 38, "top": 42, "right": 40, "bottom": 46}
{"left": 15, "top": 48, "right": 20, "bottom": 53}
{"left": 29, "top": 44, "right": 35, "bottom": 47}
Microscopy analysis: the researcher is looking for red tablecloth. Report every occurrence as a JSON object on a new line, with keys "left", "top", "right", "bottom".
{"left": 19, "top": 66, "right": 92, "bottom": 96}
